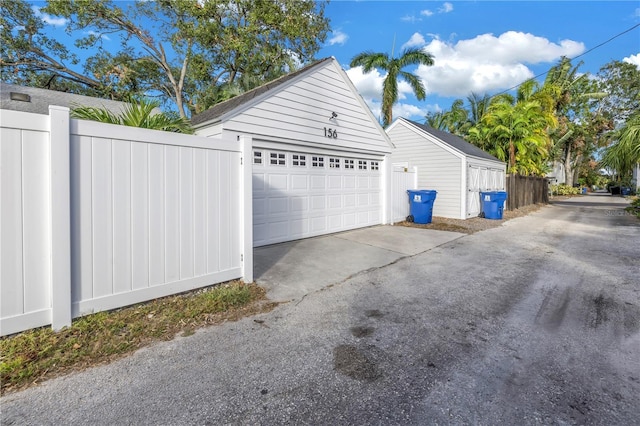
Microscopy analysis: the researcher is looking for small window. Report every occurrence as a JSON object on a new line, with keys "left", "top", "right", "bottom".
{"left": 358, "top": 160, "right": 368, "bottom": 170}
{"left": 370, "top": 161, "right": 379, "bottom": 171}
{"left": 344, "top": 159, "right": 355, "bottom": 169}
{"left": 270, "top": 152, "right": 286, "bottom": 166}
{"left": 329, "top": 157, "right": 340, "bottom": 169}
{"left": 312, "top": 156, "right": 325, "bottom": 168}
{"left": 292, "top": 154, "right": 306, "bottom": 167}
{"left": 253, "top": 151, "right": 262, "bottom": 165}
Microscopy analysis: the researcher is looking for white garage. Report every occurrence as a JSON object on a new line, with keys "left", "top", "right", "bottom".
{"left": 192, "top": 57, "right": 392, "bottom": 246}
{"left": 387, "top": 118, "right": 506, "bottom": 220}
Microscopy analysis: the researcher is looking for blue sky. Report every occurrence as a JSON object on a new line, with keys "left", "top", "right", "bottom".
{"left": 317, "top": 1, "right": 640, "bottom": 123}
{"left": 27, "top": 1, "right": 640, "bottom": 122}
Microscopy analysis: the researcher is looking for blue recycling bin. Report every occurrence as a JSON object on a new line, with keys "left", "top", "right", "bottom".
{"left": 407, "top": 190, "right": 437, "bottom": 224}
{"left": 480, "top": 191, "right": 508, "bottom": 220}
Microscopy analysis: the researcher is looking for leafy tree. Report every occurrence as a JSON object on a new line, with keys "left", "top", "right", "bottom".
{"left": 0, "top": 0, "right": 113, "bottom": 96}
{"left": 596, "top": 60, "right": 640, "bottom": 123}
{"left": 425, "top": 110, "right": 449, "bottom": 131}
{"left": 426, "top": 92, "right": 492, "bottom": 136}
{"left": 1, "top": 0, "right": 329, "bottom": 117}
{"left": 599, "top": 112, "right": 640, "bottom": 184}
{"left": 467, "top": 81, "right": 557, "bottom": 175}
{"left": 350, "top": 47, "right": 434, "bottom": 127}
{"left": 543, "top": 57, "right": 607, "bottom": 186}
{"left": 71, "top": 98, "right": 193, "bottom": 133}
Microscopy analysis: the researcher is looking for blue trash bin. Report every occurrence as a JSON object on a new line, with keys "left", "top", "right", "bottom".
{"left": 407, "top": 190, "right": 437, "bottom": 224}
{"left": 480, "top": 191, "right": 508, "bottom": 220}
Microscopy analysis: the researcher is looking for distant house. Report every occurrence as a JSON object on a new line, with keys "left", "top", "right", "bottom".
{"left": 0, "top": 82, "right": 132, "bottom": 115}
{"left": 547, "top": 161, "right": 566, "bottom": 185}
{"left": 387, "top": 118, "right": 506, "bottom": 220}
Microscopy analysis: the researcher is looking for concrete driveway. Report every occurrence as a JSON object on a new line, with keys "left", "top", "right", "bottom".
{"left": 254, "top": 225, "right": 465, "bottom": 301}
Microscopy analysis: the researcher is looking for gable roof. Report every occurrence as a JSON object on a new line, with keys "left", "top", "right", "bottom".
{"left": 401, "top": 118, "right": 502, "bottom": 163}
{"left": 0, "top": 82, "right": 132, "bottom": 115}
{"left": 191, "top": 57, "right": 334, "bottom": 127}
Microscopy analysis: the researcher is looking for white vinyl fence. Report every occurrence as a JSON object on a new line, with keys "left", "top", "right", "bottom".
{"left": 0, "top": 107, "right": 253, "bottom": 336}
{"left": 391, "top": 166, "right": 418, "bottom": 223}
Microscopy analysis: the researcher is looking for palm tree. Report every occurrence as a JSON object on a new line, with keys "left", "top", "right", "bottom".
{"left": 480, "top": 82, "right": 557, "bottom": 175}
{"left": 71, "top": 98, "right": 193, "bottom": 134}
{"left": 350, "top": 47, "right": 434, "bottom": 127}
{"left": 543, "top": 57, "right": 606, "bottom": 185}
{"left": 467, "top": 92, "right": 491, "bottom": 127}
{"left": 600, "top": 113, "right": 640, "bottom": 183}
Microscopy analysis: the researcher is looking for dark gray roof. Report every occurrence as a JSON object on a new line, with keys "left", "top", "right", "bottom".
{"left": 191, "top": 57, "right": 334, "bottom": 127}
{"left": 0, "top": 82, "right": 132, "bottom": 115}
{"left": 404, "top": 118, "right": 502, "bottom": 163}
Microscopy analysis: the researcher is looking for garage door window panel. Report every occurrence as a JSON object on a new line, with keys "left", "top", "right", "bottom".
{"left": 270, "top": 152, "right": 286, "bottom": 166}
{"left": 292, "top": 154, "right": 306, "bottom": 167}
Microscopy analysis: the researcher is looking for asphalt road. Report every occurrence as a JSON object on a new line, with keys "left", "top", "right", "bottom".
{"left": 3, "top": 195, "right": 639, "bottom": 425}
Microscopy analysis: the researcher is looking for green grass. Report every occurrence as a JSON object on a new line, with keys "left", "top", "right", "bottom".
{"left": 0, "top": 282, "right": 275, "bottom": 394}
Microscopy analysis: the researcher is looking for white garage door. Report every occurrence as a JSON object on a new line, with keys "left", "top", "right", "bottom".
{"left": 252, "top": 148, "right": 383, "bottom": 247}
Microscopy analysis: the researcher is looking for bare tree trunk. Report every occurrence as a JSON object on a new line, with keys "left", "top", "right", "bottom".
{"left": 564, "top": 147, "right": 574, "bottom": 186}
{"left": 509, "top": 139, "right": 516, "bottom": 171}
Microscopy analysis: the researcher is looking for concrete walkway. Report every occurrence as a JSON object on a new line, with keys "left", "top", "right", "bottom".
{"left": 254, "top": 225, "right": 465, "bottom": 301}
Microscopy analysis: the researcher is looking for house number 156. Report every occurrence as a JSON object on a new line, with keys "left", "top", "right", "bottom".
{"left": 324, "top": 127, "right": 338, "bottom": 139}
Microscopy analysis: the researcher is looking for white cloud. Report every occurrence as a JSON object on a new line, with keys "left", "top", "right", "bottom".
{"left": 86, "top": 31, "right": 110, "bottom": 41}
{"left": 345, "top": 66, "right": 384, "bottom": 101}
{"left": 401, "top": 15, "right": 420, "bottom": 23}
{"left": 327, "top": 30, "right": 348, "bottom": 46}
{"left": 439, "top": 2, "right": 454, "bottom": 13}
{"left": 401, "top": 32, "right": 426, "bottom": 50}
{"left": 415, "top": 31, "right": 585, "bottom": 96}
{"left": 420, "top": 10, "right": 434, "bottom": 17}
{"left": 346, "top": 30, "right": 586, "bottom": 119}
{"left": 623, "top": 53, "right": 640, "bottom": 69}
{"left": 32, "top": 6, "right": 68, "bottom": 27}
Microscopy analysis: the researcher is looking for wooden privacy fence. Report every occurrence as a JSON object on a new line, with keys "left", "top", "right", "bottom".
{"left": 0, "top": 107, "right": 253, "bottom": 336}
{"left": 505, "top": 174, "right": 549, "bottom": 210}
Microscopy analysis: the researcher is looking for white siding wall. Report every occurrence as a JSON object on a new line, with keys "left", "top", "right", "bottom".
{"left": 388, "top": 123, "right": 462, "bottom": 219}
{"left": 222, "top": 63, "right": 391, "bottom": 155}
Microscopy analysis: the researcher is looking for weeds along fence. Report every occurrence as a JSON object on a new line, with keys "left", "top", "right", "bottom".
{"left": 505, "top": 174, "right": 549, "bottom": 210}
{"left": 0, "top": 107, "right": 253, "bottom": 336}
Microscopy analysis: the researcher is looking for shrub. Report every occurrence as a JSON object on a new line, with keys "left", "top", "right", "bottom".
{"left": 626, "top": 197, "right": 640, "bottom": 218}
{"left": 550, "top": 184, "right": 582, "bottom": 196}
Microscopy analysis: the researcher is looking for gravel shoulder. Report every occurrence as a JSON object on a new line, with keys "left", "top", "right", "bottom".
{"left": 399, "top": 202, "right": 546, "bottom": 234}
